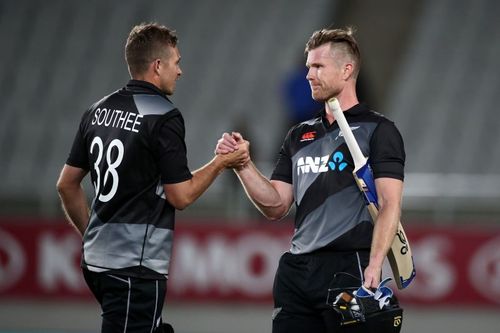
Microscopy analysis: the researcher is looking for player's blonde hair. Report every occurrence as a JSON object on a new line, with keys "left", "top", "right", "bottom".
{"left": 305, "top": 27, "right": 361, "bottom": 78}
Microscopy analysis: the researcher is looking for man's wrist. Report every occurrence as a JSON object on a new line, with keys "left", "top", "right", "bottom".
{"left": 211, "top": 155, "right": 227, "bottom": 173}
{"left": 234, "top": 160, "right": 252, "bottom": 173}
{"left": 369, "top": 253, "right": 385, "bottom": 268}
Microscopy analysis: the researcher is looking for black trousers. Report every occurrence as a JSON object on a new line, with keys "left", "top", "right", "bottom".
{"left": 83, "top": 269, "right": 167, "bottom": 333}
{"left": 272, "top": 251, "right": 369, "bottom": 333}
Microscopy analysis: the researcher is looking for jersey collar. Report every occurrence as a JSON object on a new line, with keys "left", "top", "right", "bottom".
{"left": 319, "top": 103, "right": 368, "bottom": 127}
{"left": 126, "top": 80, "right": 171, "bottom": 100}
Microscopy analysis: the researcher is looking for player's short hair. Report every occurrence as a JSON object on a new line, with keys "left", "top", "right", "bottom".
{"left": 305, "top": 27, "right": 361, "bottom": 78}
{"left": 125, "top": 22, "right": 178, "bottom": 77}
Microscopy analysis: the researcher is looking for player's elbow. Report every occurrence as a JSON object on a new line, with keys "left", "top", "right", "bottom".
{"left": 378, "top": 196, "right": 402, "bottom": 215}
{"left": 164, "top": 182, "right": 200, "bottom": 210}
{"left": 166, "top": 194, "right": 193, "bottom": 211}
{"left": 56, "top": 165, "right": 87, "bottom": 197}
{"left": 261, "top": 206, "right": 288, "bottom": 221}
{"left": 166, "top": 198, "right": 189, "bottom": 210}
{"left": 56, "top": 179, "right": 64, "bottom": 194}
{"left": 56, "top": 178, "right": 73, "bottom": 197}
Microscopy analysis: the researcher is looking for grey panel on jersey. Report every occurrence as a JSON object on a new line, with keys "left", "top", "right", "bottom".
{"left": 133, "top": 94, "right": 176, "bottom": 115}
{"left": 83, "top": 212, "right": 174, "bottom": 275}
{"left": 289, "top": 122, "right": 377, "bottom": 254}
{"left": 290, "top": 185, "right": 370, "bottom": 254}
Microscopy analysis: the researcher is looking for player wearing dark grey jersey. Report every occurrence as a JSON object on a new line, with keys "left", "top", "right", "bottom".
{"left": 272, "top": 104, "right": 404, "bottom": 255}
{"left": 68, "top": 80, "right": 191, "bottom": 278}
{"left": 57, "top": 23, "right": 249, "bottom": 333}
{"left": 216, "top": 28, "right": 405, "bottom": 333}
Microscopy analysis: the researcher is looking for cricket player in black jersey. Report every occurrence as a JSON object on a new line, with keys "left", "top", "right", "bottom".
{"left": 56, "top": 23, "right": 249, "bottom": 333}
{"left": 217, "top": 27, "right": 405, "bottom": 332}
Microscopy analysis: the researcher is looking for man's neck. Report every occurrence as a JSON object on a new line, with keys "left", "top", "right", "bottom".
{"left": 324, "top": 95, "right": 359, "bottom": 125}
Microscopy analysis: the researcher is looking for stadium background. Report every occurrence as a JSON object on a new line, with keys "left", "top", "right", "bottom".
{"left": 0, "top": 0, "right": 499, "bottom": 332}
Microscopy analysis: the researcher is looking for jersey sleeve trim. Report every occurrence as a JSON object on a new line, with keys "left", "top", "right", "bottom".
{"left": 65, "top": 159, "right": 90, "bottom": 171}
{"left": 270, "top": 173, "right": 293, "bottom": 184}
{"left": 161, "top": 173, "right": 193, "bottom": 185}
{"left": 371, "top": 161, "right": 404, "bottom": 181}
{"left": 369, "top": 119, "right": 405, "bottom": 181}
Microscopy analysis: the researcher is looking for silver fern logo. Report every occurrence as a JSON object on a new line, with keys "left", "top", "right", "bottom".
{"left": 335, "top": 126, "right": 360, "bottom": 140}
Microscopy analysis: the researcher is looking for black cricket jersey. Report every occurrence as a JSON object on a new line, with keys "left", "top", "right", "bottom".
{"left": 66, "top": 80, "right": 192, "bottom": 277}
{"left": 271, "top": 103, "right": 405, "bottom": 254}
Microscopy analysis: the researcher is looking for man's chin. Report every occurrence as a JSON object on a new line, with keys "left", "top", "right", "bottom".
{"left": 311, "top": 94, "right": 326, "bottom": 102}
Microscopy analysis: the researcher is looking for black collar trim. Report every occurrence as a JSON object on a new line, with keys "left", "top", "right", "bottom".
{"left": 126, "top": 80, "right": 169, "bottom": 99}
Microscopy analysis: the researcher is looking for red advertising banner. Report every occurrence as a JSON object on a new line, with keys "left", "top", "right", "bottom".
{"left": 0, "top": 220, "right": 90, "bottom": 299}
{"left": 394, "top": 227, "right": 500, "bottom": 306}
{"left": 0, "top": 219, "right": 499, "bottom": 307}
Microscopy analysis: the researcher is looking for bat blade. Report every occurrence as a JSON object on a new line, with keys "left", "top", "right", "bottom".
{"left": 353, "top": 169, "right": 416, "bottom": 289}
{"left": 386, "top": 224, "right": 416, "bottom": 289}
{"left": 328, "top": 97, "right": 416, "bottom": 289}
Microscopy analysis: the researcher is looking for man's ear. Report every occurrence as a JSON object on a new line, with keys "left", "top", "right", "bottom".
{"left": 153, "top": 59, "right": 161, "bottom": 75}
{"left": 343, "top": 63, "right": 354, "bottom": 80}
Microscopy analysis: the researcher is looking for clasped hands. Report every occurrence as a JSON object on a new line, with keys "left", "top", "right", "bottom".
{"left": 215, "top": 132, "right": 250, "bottom": 169}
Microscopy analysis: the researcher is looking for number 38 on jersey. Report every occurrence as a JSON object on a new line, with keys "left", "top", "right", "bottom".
{"left": 90, "top": 136, "right": 124, "bottom": 202}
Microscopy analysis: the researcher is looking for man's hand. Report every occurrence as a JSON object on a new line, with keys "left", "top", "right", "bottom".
{"left": 363, "top": 263, "right": 382, "bottom": 289}
{"left": 215, "top": 132, "right": 250, "bottom": 168}
{"left": 164, "top": 135, "right": 249, "bottom": 210}
{"left": 216, "top": 139, "right": 250, "bottom": 169}
{"left": 215, "top": 132, "right": 246, "bottom": 153}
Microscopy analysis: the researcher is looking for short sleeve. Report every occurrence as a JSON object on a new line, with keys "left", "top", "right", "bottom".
{"left": 370, "top": 121, "right": 405, "bottom": 180}
{"left": 66, "top": 119, "right": 90, "bottom": 170}
{"left": 156, "top": 115, "right": 193, "bottom": 184}
{"left": 270, "top": 129, "right": 293, "bottom": 184}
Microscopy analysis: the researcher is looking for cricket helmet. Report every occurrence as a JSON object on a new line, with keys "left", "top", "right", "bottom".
{"left": 323, "top": 273, "right": 403, "bottom": 333}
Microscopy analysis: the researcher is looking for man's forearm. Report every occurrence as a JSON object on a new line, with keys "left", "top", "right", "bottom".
{"left": 235, "top": 161, "right": 288, "bottom": 220}
{"left": 369, "top": 201, "right": 400, "bottom": 268}
{"left": 165, "top": 144, "right": 250, "bottom": 210}
{"left": 183, "top": 156, "right": 226, "bottom": 207}
{"left": 58, "top": 185, "right": 90, "bottom": 237}
{"left": 363, "top": 177, "right": 404, "bottom": 288}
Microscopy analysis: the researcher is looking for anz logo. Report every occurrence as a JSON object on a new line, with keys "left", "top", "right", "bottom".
{"left": 297, "top": 151, "right": 348, "bottom": 175}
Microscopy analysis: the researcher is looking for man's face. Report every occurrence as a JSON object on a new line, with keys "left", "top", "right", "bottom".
{"left": 158, "top": 45, "right": 182, "bottom": 95}
{"left": 305, "top": 43, "right": 344, "bottom": 102}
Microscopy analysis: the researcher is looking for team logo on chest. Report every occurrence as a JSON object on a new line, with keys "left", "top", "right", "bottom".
{"left": 300, "top": 131, "right": 316, "bottom": 142}
{"left": 297, "top": 151, "right": 348, "bottom": 175}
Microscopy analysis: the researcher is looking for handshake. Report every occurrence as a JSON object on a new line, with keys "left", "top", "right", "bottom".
{"left": 214, "top": 132, "right": 251, "bottom": 170}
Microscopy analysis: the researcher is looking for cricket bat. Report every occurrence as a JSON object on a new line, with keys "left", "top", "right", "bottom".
{"left": 327, "top": 98, "right": 416, "bottom": 289}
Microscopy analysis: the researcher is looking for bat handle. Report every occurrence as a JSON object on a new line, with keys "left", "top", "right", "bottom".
{"left": 327, "top": 98, "right": 367, "bottom": 168}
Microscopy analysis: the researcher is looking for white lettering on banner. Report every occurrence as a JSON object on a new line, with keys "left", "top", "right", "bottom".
{"left": 38, "top": 232, "right": 85, "bottom": 291}
{"left": 170, "top": 233, "right": 288, "bottom": 296}
{"left": 401, "top": 236, "right": 455, "bottom": 299}
{"left": 171, "top": 235, "right": 231, "bottom": 293}
{"left": 233, "top": 234, "right": 284, "bottom": 295}
{"left": 0, "top": 229, "right": 26, "bottom": 291}
{"left": 469, "top": 236, "right": 500, "bottom": 304}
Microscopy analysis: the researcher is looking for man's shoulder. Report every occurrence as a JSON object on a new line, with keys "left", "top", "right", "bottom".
{"left": 281, "top": 117, "right": 323, "bottom": 149}
{"left": 87, "top": 88, "right": 179, "bottom": 118}
{"left": 132, "top": 94, "right": 177, "bottom": 116}
{"left": 348, "top": 103, "right": 385, "bottom": 120}
{"left": 122, "top": 80, "right": 178, "bottom": 116}
{"left": 291, "top": 115, "right": 322, "bottom": 132}
{"left": 348, "top": 106, "right": 397, "bottom": 131}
